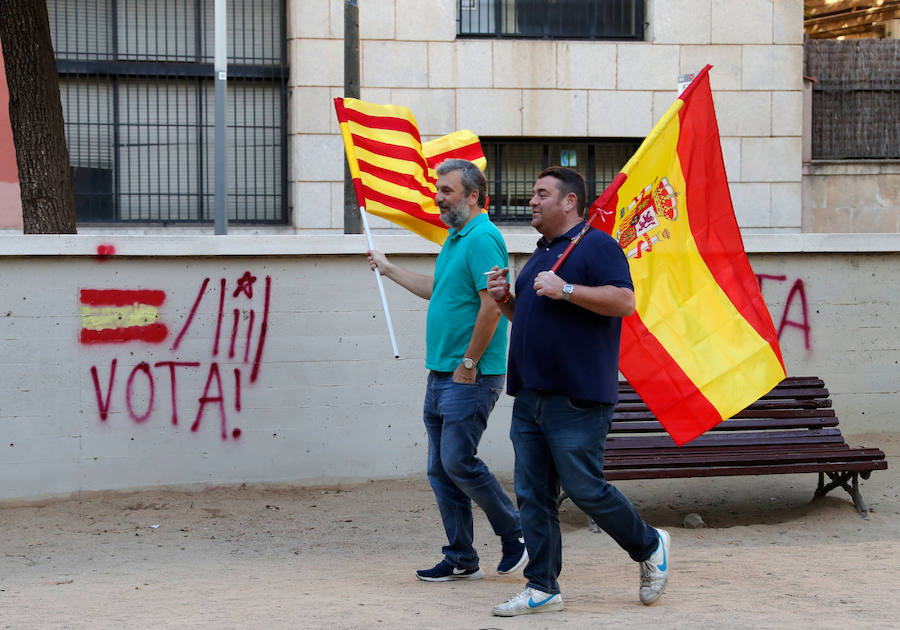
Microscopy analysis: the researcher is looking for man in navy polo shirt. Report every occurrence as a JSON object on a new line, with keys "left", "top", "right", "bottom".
{"left": 367, "top": 159, "right": 526, "bottom": 583}
{"left": 487, "top": 166, "right": 670, "bottom": 617}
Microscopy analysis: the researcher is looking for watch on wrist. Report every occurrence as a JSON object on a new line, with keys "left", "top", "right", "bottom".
{"left": 462, "top": 357, "right": 476, "bottom": 370}
{"left": 562, "top": 283, "right": 574, "bottom": 301}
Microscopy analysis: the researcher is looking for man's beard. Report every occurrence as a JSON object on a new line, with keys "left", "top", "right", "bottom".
{"left": 440, "top": 197, "right": 470, "bottom": 230}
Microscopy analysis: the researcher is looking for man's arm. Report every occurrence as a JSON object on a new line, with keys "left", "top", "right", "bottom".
{"left": 533, "top": 270, "right": 635, "bottom": 317}
{"left": 453, "top": 289, "right": 502, "bottom": 384}
{"left": 367, "top": 249, "right": 433, "bottom": 300}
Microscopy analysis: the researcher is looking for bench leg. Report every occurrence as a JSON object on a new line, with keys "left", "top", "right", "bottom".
{"left": 815, "top": 471, "right": 868, "bottom": 515}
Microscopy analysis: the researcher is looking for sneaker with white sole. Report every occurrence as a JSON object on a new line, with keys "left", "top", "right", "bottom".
{"left": 416, "top": 559, "right": 483, "bottom": 582}
{"left": 639, "top": 528, "right": 670, "bottom": 605}
{"left": 497, "top": 536, "right": 528, "bottom": 574}
{"left": 492, "top": 586, "right": 563, "bottom": 617}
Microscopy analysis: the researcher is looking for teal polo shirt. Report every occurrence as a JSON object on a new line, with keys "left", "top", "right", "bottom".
{"left": 425, "top": 213, "right": 509, "bottom": 375}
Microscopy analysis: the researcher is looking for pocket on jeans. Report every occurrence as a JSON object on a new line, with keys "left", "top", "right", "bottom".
{"left": 566, "top": 396, "right": 603, "bottom": 410}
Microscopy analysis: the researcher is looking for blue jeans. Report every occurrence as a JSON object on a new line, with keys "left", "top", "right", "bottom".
{"left": 510, "top": 388, "right": 658, "bottom": 594}
{"left": 423, "top": 371, "right": 522, "bottom": 570}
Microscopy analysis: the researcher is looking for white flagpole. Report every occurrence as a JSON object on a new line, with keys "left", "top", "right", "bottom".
{"left": 359, "top": 206, "right": 400, "bottom": 358}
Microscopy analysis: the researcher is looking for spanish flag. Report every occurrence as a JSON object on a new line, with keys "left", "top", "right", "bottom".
{"left": 593, "top": 65, "right": 786, "bottom": 445}
{"left": 80, "top": 289, "right": 168, "bottom": 344}
{"left": 334, "top": 97, "right": 487, "bottom": 245}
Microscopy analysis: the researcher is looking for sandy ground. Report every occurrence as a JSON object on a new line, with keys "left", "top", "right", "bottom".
{"left": 1, "top": 432, "right": 897, "bottom": 630}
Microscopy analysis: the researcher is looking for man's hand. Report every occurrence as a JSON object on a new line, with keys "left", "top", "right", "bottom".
{"left": 486, "top": 266, "right": 510, "bottom": 301}
{"left": 534, "top": 270, "right": 566, "bottom": 299}
{"left": 367, "top": 249, "right": 390, "bottom": 274}
{"left": 452, "top": 361, "right": 477, "bottom": 384}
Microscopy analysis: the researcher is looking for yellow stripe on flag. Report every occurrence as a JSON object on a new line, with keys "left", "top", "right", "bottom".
{"left": 80, "top": 305, "right": 161, "bottom": 331}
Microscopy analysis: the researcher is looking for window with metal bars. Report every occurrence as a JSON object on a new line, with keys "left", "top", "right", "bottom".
{"left": 48, "top": 0, "right": 288, "bottom": 225}
{"left": 458, "top": 0, "right": 644, "bottom": 40}
{"left": 481, "top": 139, "right": 640, "bottom": 222}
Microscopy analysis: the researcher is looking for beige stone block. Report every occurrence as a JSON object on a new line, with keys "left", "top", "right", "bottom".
{"left": 774, "top": 0, "right": 804, "bottom": 45}
{"left": 720, "top": 137, "right": 741, "bottom": 183}
{"left": 556, "top": 42, "right": 617, "bottom": 89}
{"left": 389, "top": 89, "right": 456, "bottom": 136}
{"left": 292, "top": 134, "right": 345, "bottom": 182}
{"left": 292, "top": 182, "right": 334, "bottom": 228}
{"left": 363, "top": 41, "right": 429, "bottom": 88}
{"left": 292, "top": 39, "right": 343, "bottom": 87}
{"left": 290, "top": 87, "right": 334, "bottom": 134}
{"left": 617, "top": 44, "right": 680, "bottom": 91}
{"left": 713, "top": 91, "right": 771, "bottom": 137}
{"left": 826, "top": 174, "right": 878, "bottom": 210}
{"left": 711, "top": 0, "right": 772, "bottom": 44}
{"left": 290, "top": 0, "right": 333, "bottom": 39}
{"left": 360, "top": 0, "right": 396, "bottom": 40}
{"left": 730, "top": 182, "right": 771, "bottom": 227}
{"left": 328, "top": 0, "right": 343, "bottom": 39}
{"left": 588, "top": 90, "right": 653, "bottom": 137}
{"left": 523, "top": 91, "right": 588, "bottom": 136}
{"left": 359, "top": 88, "right": 392, "bottom": 105}
{"left": 771, "top": 183, "right": 802, "bottom": 228}
{"left": 811, "top": 206, "right": 851, "bottom": 233}
{"left": 680, "top": 45, "right": 742, "bottom": 90}
{"left": 853, "top": 205, "right": 900, "bottom": 233}
{"left": 653, "top": 91, "right": 679, "bottom": 126}
{"left": 457, "top": 89, "right": 522, "bottom": 136}
{"left": 772, "top": 90, "right": 802, "bottom": 136}
{"left": 396, "top": 0, "right": 455, "bottom": 41}
{"left": 329, "top": 182, "right": 345, "bottom": 229}
{"left": 651, "top": 0, "right": 710, "bottom": 44}
{"left": 742, "top": 137, "right": 802, "bottom": 182}
{"left": 428, "top": 41, "right": 493, "bottom": 89}
{"left": 742, "top": 46, "right": 803, "bottom": 91}
{"left": 492, "top": 41, "right": 557, "bottom": 89}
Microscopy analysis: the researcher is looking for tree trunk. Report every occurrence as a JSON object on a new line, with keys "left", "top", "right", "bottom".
{"left": 0, "top": 0, "right": 76, "bottom": 234}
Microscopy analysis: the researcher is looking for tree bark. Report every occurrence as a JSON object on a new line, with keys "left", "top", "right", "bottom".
{"left": 0, "top": 0, "right": 76, "bottom": 234}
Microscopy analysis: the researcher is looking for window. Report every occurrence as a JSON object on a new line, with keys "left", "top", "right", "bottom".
{"left": 481, "top": 139, "right": 640, "bottom": 222}
{"left": 48, "top": 0, "right": 288, "bottom": 225}
{"left": 458, "top": 0, "right": 644, "bottom": 40}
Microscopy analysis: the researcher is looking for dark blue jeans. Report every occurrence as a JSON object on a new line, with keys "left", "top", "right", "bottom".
{"left": 510, "top": 388, "right": 658, "bottom": 594}
{"left": 423, "top": 371, "right": 522, "bottom": 570}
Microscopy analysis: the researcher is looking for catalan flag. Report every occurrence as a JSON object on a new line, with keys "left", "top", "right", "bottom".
{"left": 80, "top": 289, "right": 168, "bottom": 344}
{"left": 334, "top": 97, "right": 487, "bottom": 245}
{"left": 590, "top": 65, "right": 786, "bottom": 445}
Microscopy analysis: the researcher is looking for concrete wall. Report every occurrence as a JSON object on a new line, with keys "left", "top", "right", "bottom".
{"left": 1, "top": 232, "right": 897, "bottom": 501}
{"left": 289, "top": 0, "right": 804, "bottom": 233}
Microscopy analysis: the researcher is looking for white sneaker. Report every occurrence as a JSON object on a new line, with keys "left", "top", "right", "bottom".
{"left": 639, "top": 528, "right": 670, "bottom": 605}
{"left": 492, "top": 586, "right": 563, "bottom": 617}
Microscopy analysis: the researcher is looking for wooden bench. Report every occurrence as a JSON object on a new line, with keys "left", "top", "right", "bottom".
{"left": 566, "top": 376, "right": 888, "bottom": 514}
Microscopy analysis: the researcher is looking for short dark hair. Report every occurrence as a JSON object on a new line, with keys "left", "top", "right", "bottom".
{"left": 436, "top": 159, "right": 487, "bottom": 207}
{"left": 538, "top": 166, "right": 586, "bottom": 214}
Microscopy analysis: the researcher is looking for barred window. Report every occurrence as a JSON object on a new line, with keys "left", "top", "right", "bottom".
{"left": 482, "top": 139, "right": 640, "bottom": 222}
{"left": 49, "top": 0, "right": 288, "bottom": 225}
{"left": 458, "top": 0, "right": 644, "bottom": 40}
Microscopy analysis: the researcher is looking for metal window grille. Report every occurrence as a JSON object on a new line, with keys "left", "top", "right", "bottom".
{"left": 49, "top": 0, "right": 288, "bottom": 224}
{"left": 458, "top": 0, "right": 644, "bottom": 40}
{"left": 482, "top": 139, "right": 640, "bottom": 222}
{"left": 805, "top": 39, "right": 900, "bottom": 160}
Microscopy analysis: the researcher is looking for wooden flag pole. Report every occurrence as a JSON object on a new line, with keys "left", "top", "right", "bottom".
{"left": 359, "top": 206, "right": 400, "bottom": 358}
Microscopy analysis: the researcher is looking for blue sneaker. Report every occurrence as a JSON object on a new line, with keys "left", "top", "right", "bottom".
{"left": 639, "top": 528, "right": 670, "bottom": 605}
{"left": 493, "top": 586, "right": 563, "bottom": 616}
{"left": 497, "top": 536, "right": 528, "bottom": 574}
{"left": 416, "top": 559, "right": 483, "bottom": 582}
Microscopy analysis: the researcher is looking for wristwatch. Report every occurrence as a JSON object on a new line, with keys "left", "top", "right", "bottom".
{"left": 562, "top": 283, "right": 574, "bottom": 301}
{"left": 462, "top": 357, "right": 477, "bottom": 370}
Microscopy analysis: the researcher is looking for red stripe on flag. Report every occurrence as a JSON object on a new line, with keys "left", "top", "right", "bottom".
{"left": 358, "top": 158, "right": 437, "bottom": 196}
{"left": 80, "top": 289, "right": 166, "bottom": 307}
{"left": 425, "top": 142, "right": 485, "bottom": 169}
{"left": 337, "top": 106, "right": 421, "bottom": 143}
{"left": 349, "top": 133, "right": 430, "bottom": 173}
{"left": 80, "top": 323, "right": 169, "bottom": 344}
{"left": 619, "top": 314, "right": 724, "bottom": 446}
{"left": 361, "top": 184, "right": 447, "bottom": 228}
{"left": 676, "top": 68, "right": 785, "bottom": 370}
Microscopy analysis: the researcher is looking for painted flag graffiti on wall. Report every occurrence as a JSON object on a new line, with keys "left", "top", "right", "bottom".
{"left": 80, "top": 289, "right": 168, "bottom": 344}
{"left": 334, "top": 97, "right": 487, "bottom": 245}
{"left": 592, "top": 65, "right": 786, "bottom": 446}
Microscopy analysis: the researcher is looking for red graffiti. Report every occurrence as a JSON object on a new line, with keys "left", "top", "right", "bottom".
{"left": 86, "top": 272, "right": 271, "bottom": 441}
{"left": 756, "top": 274, "right": 812, "bottom": 350}
{"left": 96, "top": 244, "right": 116, "bottom": 259}
{"left": 79, "top": 289, "right": 168, "bottom": 344}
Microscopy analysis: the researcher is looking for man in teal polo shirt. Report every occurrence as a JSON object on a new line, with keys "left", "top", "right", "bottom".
{"left": 367, "top": 158, "right": 526, "bottom": 582}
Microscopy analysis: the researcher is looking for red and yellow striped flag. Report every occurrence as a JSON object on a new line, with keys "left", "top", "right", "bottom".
{"left": 80, "top": 289, "right": 168, "bottom": 344}
{"left": 334, "top": 97, "right": 487, "bottom": 245}
{"left": 593, "top": 65, "right": 786, "bottom": 446}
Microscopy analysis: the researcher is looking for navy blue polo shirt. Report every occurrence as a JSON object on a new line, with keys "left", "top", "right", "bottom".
{"left": 507, "top": 222, "right": 633, "bottom": 404}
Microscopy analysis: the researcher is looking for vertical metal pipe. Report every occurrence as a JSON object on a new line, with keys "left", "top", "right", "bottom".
{"left": 214, "top": 0, "right": 227, "bottom": 233}
{"left": 343, "top": 0, "right": 361, "bottom": 233}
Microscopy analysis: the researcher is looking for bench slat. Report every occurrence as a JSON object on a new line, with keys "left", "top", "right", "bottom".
{"left": 610, "top": 416, "right": 839, "bottom": 433}
{"left": 605, "top": 447, "right": 886, "bottom": 469}
{"left": 605, "top": 459, "right": 888, "bottom": 481}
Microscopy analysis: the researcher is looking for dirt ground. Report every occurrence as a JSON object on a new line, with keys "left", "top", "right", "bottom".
{"left": 1, "top": 432, "right": 897, "bottom": 630}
